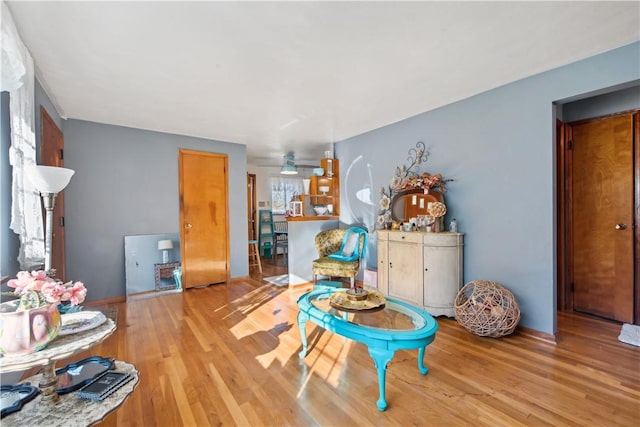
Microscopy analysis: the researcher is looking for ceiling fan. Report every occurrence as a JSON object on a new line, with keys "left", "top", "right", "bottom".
{"left": 280, "top": 153, "right": 318, "bottom": 175}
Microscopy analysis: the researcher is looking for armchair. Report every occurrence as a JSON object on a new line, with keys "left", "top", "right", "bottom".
{"left": 312, "top": 227, "right": 368, "bottom": 289}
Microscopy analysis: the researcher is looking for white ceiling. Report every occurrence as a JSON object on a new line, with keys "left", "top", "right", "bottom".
{"left": 6, "top": 1, "right": 640, "bottom": 166}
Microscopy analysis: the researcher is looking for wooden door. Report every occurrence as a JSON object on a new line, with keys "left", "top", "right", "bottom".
{"left": 247, "top": 173, "right": 256, "bottom": 240}
{"left": 40, "top": 107, "right": 67, "bottom": 280}
{"left": 179, "top": 150, "right": 229, "bottom": 288}
{"left": 571, "top": 114, "right": 635, "bottom": 323}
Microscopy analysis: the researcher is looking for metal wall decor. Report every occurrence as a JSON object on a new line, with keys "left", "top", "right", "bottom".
{"left": 377, "top": 141, "right": 452, "bottom": 229}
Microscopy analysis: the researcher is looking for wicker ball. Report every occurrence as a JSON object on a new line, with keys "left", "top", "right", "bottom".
{"left": 454, "top": 280, "right": 520, "bottom": 337}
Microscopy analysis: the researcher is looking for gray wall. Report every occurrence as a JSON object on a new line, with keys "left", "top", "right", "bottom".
{"left": 335, "top": 42, "right": 640, "bottom": 335}
{"left": 63, "top": 120, "right": 248, "bottom": 301}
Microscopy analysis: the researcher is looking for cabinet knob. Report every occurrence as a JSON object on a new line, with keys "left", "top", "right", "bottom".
{"left": 425, "top": 268, "right": 428, "bottom": 271}
{"left": 615, "top": 223, "right": 627, "bottom": 230}
{"left": 185, "top": 223, "right": 193, "bottom": 229}
{"left": 389, "top": 262, "right": 393, "bottom": 268}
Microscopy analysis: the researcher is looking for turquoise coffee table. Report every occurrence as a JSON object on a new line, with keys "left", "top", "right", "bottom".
{"left": 297, "top": 288, "right": 438, "bottom": 411}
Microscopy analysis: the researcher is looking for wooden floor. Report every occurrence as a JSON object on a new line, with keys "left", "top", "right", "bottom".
{"left": 51, "top": 257, "right": 639, "bottom": 426}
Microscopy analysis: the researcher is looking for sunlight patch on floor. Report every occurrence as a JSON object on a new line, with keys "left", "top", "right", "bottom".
{"left": 222, "top": 284, "right": 283, "bottom": 319}
{"left": 298, "top": 332, "right": 354, "bottom": 390}
{"left": 255, "top": 352, "right": 277, "bottom": 369}
{"left": 229, "top": 318, "right": 252, "bottom": 340}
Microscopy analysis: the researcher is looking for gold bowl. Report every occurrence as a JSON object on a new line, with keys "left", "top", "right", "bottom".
{"left": 346, "top": 288, "right": 369, "bottom": 301}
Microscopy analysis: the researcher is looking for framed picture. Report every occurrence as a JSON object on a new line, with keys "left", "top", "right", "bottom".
{"left": 291, "top": 201, "right": 303, "bottom": 217}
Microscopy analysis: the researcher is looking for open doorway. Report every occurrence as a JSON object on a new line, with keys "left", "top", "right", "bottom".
{"left": 556, "top": 86, "right": 639, "bottom": 325}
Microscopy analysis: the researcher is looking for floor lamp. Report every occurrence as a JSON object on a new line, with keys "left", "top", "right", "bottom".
{"left": 26, "top": 165, "right": 75, "bottom": 277}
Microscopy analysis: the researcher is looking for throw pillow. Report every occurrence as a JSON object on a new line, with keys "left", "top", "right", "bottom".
{"left": 341, "top": 232, "right": 359, "bottom": 258}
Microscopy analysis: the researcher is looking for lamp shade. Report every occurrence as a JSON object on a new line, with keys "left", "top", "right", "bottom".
{"left": 280, "top": 154, "right": 298, "bottom": 175}
{"left": 158, "top": 240, "right": 174, "bottom": 250}
{"left": 280, "top": 164, "right": 298, "bottom": 175}
{"left": 25, "top": 165, "right": 75, "bottom": 193}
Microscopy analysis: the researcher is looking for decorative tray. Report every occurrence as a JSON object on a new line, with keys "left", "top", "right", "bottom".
{"left": 329, "top": 291, "right": 386, "bottom": 312}
{"left": 0, "top": 383, "right": 39, "bottom": 418}
{"left": 59, "top": 311, "right": 107, "bottom": 336}
{"left": 55, "top": 356, "right": 115, "bottom": 395}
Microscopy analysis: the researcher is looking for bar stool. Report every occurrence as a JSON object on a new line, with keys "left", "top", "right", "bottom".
{"left": 274, "top": 239, "right": 288, "bottom": 265}
{"left": 248, "top": 239, "right": 262, "bottom": 273}
{"left": 272, "top": 220, "right": 288, "bottom": 265}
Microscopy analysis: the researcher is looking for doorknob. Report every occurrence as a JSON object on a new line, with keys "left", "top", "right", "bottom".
{"left": 615, "top": 223, "right": 627, "bottom": 230}
{"left": 185, "top": 223, "right": 193, "bottom": 229}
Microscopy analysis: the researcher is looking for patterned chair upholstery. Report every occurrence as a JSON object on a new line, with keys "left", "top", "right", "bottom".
{"left": 312, "top": 227, "right": 367, "bottom": 288}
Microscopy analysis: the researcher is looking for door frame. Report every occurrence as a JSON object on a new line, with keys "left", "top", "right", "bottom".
{"left": 557, "top": 110, "right": 639, "bottom": 324}
{"left": 635, "top": 113, "right": 640, "bottom": 323}
{"left": 248, "top": 173, "right": 257, "bottom": 240}
{"left": 40, "top": 106, "right": 67, "bottom": 280}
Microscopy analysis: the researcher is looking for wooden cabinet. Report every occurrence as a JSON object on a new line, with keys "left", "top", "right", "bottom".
{"left": 302, "top": 158, "right": 340, "bottom": 216}
{"left": 377, "top": 230, "right": 464, "bottom": 317}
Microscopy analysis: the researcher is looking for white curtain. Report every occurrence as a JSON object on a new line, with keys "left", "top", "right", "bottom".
{"left": 270, "top": 177, "right": 303, "bottom": 214}
{"left": 1, "top": 1, "right": 44, "bottom": 269}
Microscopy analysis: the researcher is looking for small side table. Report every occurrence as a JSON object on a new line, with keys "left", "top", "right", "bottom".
{"left": 154, "top": 262, "right": 181, "bottom": 291}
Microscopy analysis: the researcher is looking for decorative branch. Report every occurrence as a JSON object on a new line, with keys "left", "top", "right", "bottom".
{"left": 407, "top": 141, "right": 429, "bottom": 170}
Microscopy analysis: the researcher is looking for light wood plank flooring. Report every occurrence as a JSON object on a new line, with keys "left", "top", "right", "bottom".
{"left": 47, "top": 258, "right": 640, "bottom": 426}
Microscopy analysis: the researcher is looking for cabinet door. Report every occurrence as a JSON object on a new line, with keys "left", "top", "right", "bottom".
{"left": 377, "top": 238, "right": 389, "bottom": 295}
{"left": 388, "top": 241, "right": 423, "bottom": 306}
{"left": 423, "top": 245, "right": 462, "bottom": 316}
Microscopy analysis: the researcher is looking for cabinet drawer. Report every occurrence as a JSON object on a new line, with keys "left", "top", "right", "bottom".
{"left": 423, "top": 232, "right": 464, "bottom": 246}
{"left": 388, "top": 231, "right": 423, "bottom": 244}
{"left": 376, "top": 230, "right": 390, "bottom": 241}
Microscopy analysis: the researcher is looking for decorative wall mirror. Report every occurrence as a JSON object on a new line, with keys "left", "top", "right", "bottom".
{"left": 377, "top": 141, "right": 451, "bottom": 230}
{"left": 390, "top": 188, "right": 444, "bottom": 223}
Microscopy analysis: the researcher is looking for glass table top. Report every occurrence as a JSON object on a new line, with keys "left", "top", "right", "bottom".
{"left": 307, "top": 290, "right": 428, "bottom": 332}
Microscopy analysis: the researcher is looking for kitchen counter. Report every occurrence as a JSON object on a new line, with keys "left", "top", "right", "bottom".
{"left": 286, "top": 217, "right": 339, "bottom": 286}
{"left": 287, "top": 215, "right": 338, "bottom": 222}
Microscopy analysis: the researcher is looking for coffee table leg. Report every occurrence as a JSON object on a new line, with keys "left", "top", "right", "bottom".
{"left": 417, "top": 346, "right": 429, "bottom": 375}
{"left": 367, "top": 347, "right": 394, "bottom": 411}
{"left": 297, "top": 311, "right": 310, "bottom": 358}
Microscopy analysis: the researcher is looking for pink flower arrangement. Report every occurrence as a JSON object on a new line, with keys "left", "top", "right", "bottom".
{"left": 7, "top": 270, "right": 87, "bottom": 311}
